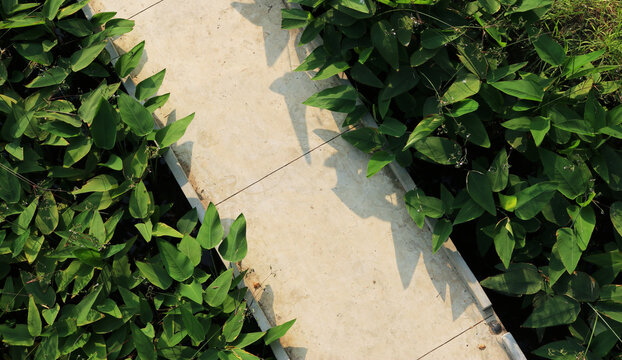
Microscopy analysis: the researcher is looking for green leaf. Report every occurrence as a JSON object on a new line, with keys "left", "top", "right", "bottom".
{"left": 57, "top": 0, "right": 90, "bottom": 19}
{"left": 180, "top": 302, "right": 204, "bottom": 343}
{"left": 136, "top": 260, "right": 172, "bottom": 290}
{"left": 42, "top": 304, "right": 59, "bottom": 325}
{"left": 554, "top": 272, "right": 599, "bottom": 302}
{"left": 70, "top": 41, "right": 107, "bottom": 72}
{"left": 611, "top": 202, "right": 622, "bottom": 237}
{"left": 481, "top": 263, "right": 542, "bottom": 295}
{"left": 447, "top": 99, "right": 479, "bottom": 117}
{"left": 178, "top": 235, "right": 201, "bottom": 266}
{"left": 135, "top": 69, "right": 166, "bottom": 101}
{"left": 63, "top": 136, "right": 92, "bottom": 167}
{"left": 453, "top": 198, "right": 484, "bottom": 225}
{"left": 281, "top": 8, "right": 311, "bottom": 29}
{"left": 466, "top": 171, "right": 496, "bottom": 215}
{"left": 95, "top": 299, "right": 122, "bottom": 318}
{"left": 197, "top": 202, "right": 224, "bottom": 249}
{"left": 567, "top": 205, "right": 595, "bottom": 251}
{"left": 490, "top": 79, "right": 544, "bottom": 101}
{"left": 529, "top": 116, "right": 549, "bottom": 146}
{"left": 91, "top": 97, "right": 118, "bottom": 150}
{"left": 129, "top": 181, "right": 150, "bottom": 219}
{"left": 421, "top": 29, "right": 459, "bottom": 49}
{"left": 341, "top": 128, "right": 383, "bottom": 153}
{"left": 115, "top": 41, "right": 145, "bottom": 78}
{"left": 414, "top": 137, "right": 462, "bottom": 165}
{"left": 594, "top": 302, "right": 622, "bottom": 323}
{"left": 531, "top": 33, "right": 566, "bottom": 66}
{"left": 130, "top": 323, "right": 156, "bottom": 360}
{"left": 14, "top": 198, "right": 37, "bottom": 235}
{"left": 177, "top": 208, "right": 198, "bottom": 235}
{"left": 367, "top": 151, "right": 395, "bottom": 177}
{"left": 370, "top": 20, "right": 399, "bottom": 69}
{"left": 350, "top": 63, "right": 384, "bottom": 88}
{"left": 441, "top": 72, "right": 481, "bottom": 104}
{"left": 179, "top": 279, "right": 203, "bottom": 304}
{"left": 73, "top": 174, "right": 118, "bottom": 194}
{"left": 493, "top": 218, "right": 514, "bottom": 269}
{"left": 205, "top": 268, "right": 233, "bottom": 307}
{"left": 505, "top": 0, "right": 552, "bottom": 14}
{"left": 219, "top": 214, "right": 248, "bottom": 262}
{"left": 35, "top": 191, "right": 59, "bottom": 235}
{"left": 118, "top": 92, "right": 153, "bottom": 137}
{"left": 42, "top": 0, "right": 64, "bottom": 20}
{"left": 156, "top": 238, "right": 194, "bottom": 282}
{"left": 487, "top": 62, "right": 528, "bottom": 82}
{"left": 378, "top": 117, "right": 407, "bottom": 137}
{"left": 57, "top": 19, "right": 93, "bottom": 36}
{"left": 302, "top": 85, "right": 357, "bottom": 113}
{"left": 514, "top": 182, "right": 558, "bottom": 220}
{"left": 25, "top": 66, "right": 70, "bottom": 88}
{"left": 478, "top": 0, "right": 500, "bottom": 13}
{"left": 539, "top": 149, "right": 591, "bottom": 200}
{"left": 294, "top": 46, "right": 326, "bottom": 72}
{"left": 152, "top": 222, "right": 183, "bottom": 238}
{"left": 230, "top": 332, "right": 265, "bottom": 348}
{"left": 556, "top": 227, "right": 582, "bottom": 274}
{"left": 144, "top": 93, "right": 170, "bottom": 113}
{"left": 312, "top": 60, "right": 350, "bottom": 81}
{"left": 155, "top": 113, "right": 194, "bottom": 148}
{"left": 487, "top": 149, "right": 509, "bottom": 192}
{"left": 75, "top": 285, "right": 102, "bottom": 326}
{"left": 404, "top": 188, "right": 443, "bottom": 228}
{"left": 223, "top": 304, "right": 246, "bottom": 342}
{"left": 523, "top": 295, "right": 580, "bottom": 328}
{"left": 410, "top": 47, "right": 439, "bottom": 67}
{"left": 27, "top": 295, "right": 41, "bottom": 337}
{"left": 600, "top": 285, "right": 622, "bottom": 302}
{"left": 432, "top": 219, "right": 452, "bottom": 253}
{"left": 264, "top": 319, "right": 295, "bottom": 345}
{"left": 0, "top": 325, "right": 34, "bottom": 346}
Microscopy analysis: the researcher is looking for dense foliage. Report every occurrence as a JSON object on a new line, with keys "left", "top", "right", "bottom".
{"left": 284, "top": 0, "right": 622, "bottom": 357}
{"left": 0, "top": 0, "right": 292, "bottom": 359}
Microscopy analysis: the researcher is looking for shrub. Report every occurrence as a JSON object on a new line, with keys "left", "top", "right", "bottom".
{"left": 285, "top": 0, "right": 622, "bottom": 356}
{"left": 0, "top": 1, "right": 291, "bottom": 358}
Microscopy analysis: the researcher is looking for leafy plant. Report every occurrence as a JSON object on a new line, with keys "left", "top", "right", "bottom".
{"left": 0, "top": 1, "right": 291, "bottom": 358}
{"left": 285, "top": 0, "right": 622, "bottom": 356}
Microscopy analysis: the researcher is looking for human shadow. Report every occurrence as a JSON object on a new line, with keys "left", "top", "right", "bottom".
{"left": 313, "top": 128, "right": 472, "bottom": 322}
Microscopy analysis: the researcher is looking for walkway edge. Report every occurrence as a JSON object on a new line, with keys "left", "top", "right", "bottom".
{"left": 82, "top": 5, "right": 291, "bottom": 359}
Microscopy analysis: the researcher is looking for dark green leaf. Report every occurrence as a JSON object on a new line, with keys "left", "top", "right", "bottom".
{"left": 523, "top": 295, "right": 580, "bottom": 328}
{"left": 367, "top": 151, "right": 394, "bottom": 178}
{"left": 27, "top": 295, "right": 41, "bottom": 337}
{"left": 421, "top": 29, "right": 459, "bottom": 49}
{"left": 341, "top": 128, "right": 383, "bottom": 153}
{"left": 180, "top": 302, "right": 204, "bottom": 343}
{"left": 129, "top": 181, "right": 150, "bottom": 219}
{"left": 493, "top": 218, "right": 514, "bottom": 269}
{"left": 441, "top": 72, "right": 480, "bottom": 104}
{"left": 466, "top": 171, "right": 496, "bottom": 215}
{"left": 370, "top": 20, "right": 399, "bottom": 69}
{"left": 531, "top": 33, "right": 565, "bottom": 66}
{"left": 135, "top": 260, "right": 172, "bottom": 290}
{"left": 223, "top": 304, "right": 246, "bottom": 342}
{"left": 414, "top": 137, "right": 462, "bottom": 165}
{"left": 611, "top": 202, "right": 622, "bottom": 237}
{"left": 70, "top": 41, "right": 107, "bottom": 72}
{"left": 25, "top": 66, "right": 70, "bottom": 88}
{"left": 197, "top": 202, "right": 224, "bottom": 249}
{"left": 556, "top": 227, "right": 582, "bottom": 274}
{"left": 404, "top": 188, "right": 443, "bottom": 228}
{"left": 90, "top": 97, "right": 118, "bottom": 150}
{"left": 481, "top": 263, "right": 542, "bottom": 295}
{"left": 130, "top": 323, "right": 156, "bottom": 360}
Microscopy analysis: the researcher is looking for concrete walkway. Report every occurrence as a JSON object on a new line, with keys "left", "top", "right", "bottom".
{"left": 87, "top": 0, "right": 520, "bottom": 359}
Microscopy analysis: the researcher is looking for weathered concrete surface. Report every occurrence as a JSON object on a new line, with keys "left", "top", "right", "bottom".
{"left": 87, "top": 0, "right": 514, "bottom": 359}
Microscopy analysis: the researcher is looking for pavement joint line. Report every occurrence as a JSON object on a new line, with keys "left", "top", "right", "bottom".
{"left": 415, "top": 318, "right": 486, "bottom": 359}
{"left": 128, "top": 0, "right": 166, "bottom": 19}
{"left": 214, "top": 126, "right": 357, "bottom": 206}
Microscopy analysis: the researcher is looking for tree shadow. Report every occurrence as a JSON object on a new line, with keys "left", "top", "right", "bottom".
{"left": 231, "top": 0, "right": 290, "bottom": 67}
{"left": 313, "top": 128, "right": 472, "bottom": 322}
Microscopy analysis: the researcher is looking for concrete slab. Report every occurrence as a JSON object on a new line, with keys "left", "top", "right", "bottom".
{"left": 86, "top": 0, "right": 518, "bottom": 359}
{"left": 88, "top": 0, "right": 162, "bottom": 19}
{"left": 89, "top": 0, "right": 348, "bottom": 205}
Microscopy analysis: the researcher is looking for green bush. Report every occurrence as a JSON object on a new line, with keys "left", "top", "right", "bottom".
{"left": 285, "top": 0, "right": 622, "bottom": 357}
{"left": 0, "top": 1, "right": 292, "bottom": 359}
